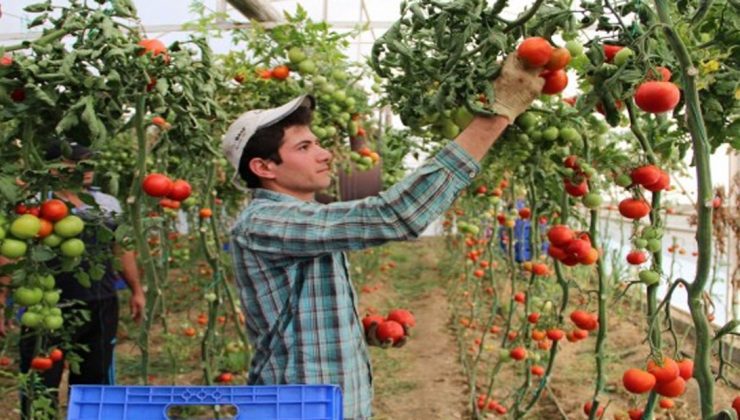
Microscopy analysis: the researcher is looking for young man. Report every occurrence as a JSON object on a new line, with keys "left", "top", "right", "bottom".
{"left": 222, "top": 55, "right": 543, "bottom": 419}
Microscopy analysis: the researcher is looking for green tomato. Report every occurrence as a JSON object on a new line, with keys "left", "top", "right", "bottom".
{"left": 60, "top": 238, "right": 85, "bottom": 258}
{"left": 1, "top": 238, "right": 28, "bottom": 258}
{"left": 331, "top": 69, "right": 347, "bottom": 80}
{"left": 54, "top": 215, "right": 85, "bottom": 238}
{"left": 565, "top": 40, "right": 584, "bottom": 57}
{"left": 633, "top": 238, "right": 648, "bottom": 249}
{"left": 516, "top": 112, "right": 538, "bottom": 129}
{"left": 297, "top": 59, "right": 317, "bottom": 74}
{"left": 344, "top": 97, "right": 356, "bottom": 110}
{"left": 325, "top": 126, "right": 337, "bottom": 137}
{"left": 639, "top": 270, "right": 660, "bottom": 285}
{"left": 10, "top": 214, "right": 41, "bottom": 239}
{"left": 452, "top": 106, "right": 474, "bottom": 129}
{"left": 646, "top": 239, "right": 661, "bottom": 253}
{"left": 21, "top": 312, "right": 43, "bottom": 328}
{"left": 438, "top": 119, "right": 460, "bottom": 139}
{"left": 312, "top": 127, "right": 327, "bottom": 139}
{"left": 14, "top": 287, "right": 43, "bottom": 306}
{"left": 332, "top": 90, "right": 347, "bottom": 102}
{"left": 288, "top": 47, "right": 306, "bottom": 64}
{"left": 37, "top": 275, "right": 56, "bottom": 290}
{"left": 614, "top": 48, "right": 634, "bottom": 66}
{"left": 360, "top": 156, "right": 374, "bottom": 166}
{"left": 542, "top": 126, "right": 559, "bottom": 141}
{"left": 43, "top": 291, "right": 60, "bottom": 306}
{"left": 350, "top": 151, "right": 362, "bottom": 162}
{"left": 559, "top": 127, "right": 582, "bottom": 144}
{"left": 42, "top": 233, "right": 63, "bottom": 248}
{"left": 615, "top": 174, "right": 632, "bottom": 187}
{"left": 582, "top": 193, "right": 603, "bottom": 209}
{"left": 204, "top": 292, "right": 217, "bottom": 302}
{"left": 43, "top": 315, "right": 64, "bottom": 330}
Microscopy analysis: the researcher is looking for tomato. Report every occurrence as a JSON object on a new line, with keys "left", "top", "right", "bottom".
{"left": 361, "top": 314, "right": 385, "bottom": 331}
{"left": 152, "top": 116, "right": 167, "bottom": 127}
{"left": 565, "top": 40, "right": 584, "bottom": 57}
{"left": 385, "top": 309, "right": 415, "bottom": 329}
{"left": 531, "top": 263, "right": 548, "bottom": 275}
{"left": 582, "top": 193, "right": 602, "bottom": 209}
{"left": 630, "top": 165, "right": 662, "bottom": 186}
{"left": 659, "top": 398, "right": 674, "bottom": 409}
{"left": 199, "top": 208, "right": 213, "bottom": 218}
{"left": 603, "top": 44, "right": 623, "bottom": 63}
{"left": 142, "top": 173, "right": 173, "bottom": 197}
{"left": 545, "top": 47, "right": 571, "bottom": 70}
{"left": 183, "top": 327, "right": 197, "bottom": 337}
{"left": 513, "top": 292, "right": 526, "bottom": 303}
{"left": 54, "top": 215, "right": 85, "bottom": 237}
{"left": 517, "top": 37, "right": 553, "bottom": 67}
{"left": 297, "top": 59, "right": 317, "bottom": 74}
{"left": 733, "top": 396, "right": 740, "bottom": 418}
{"left": 613, "top": 47, "right": 634, "bottom": 66}
{"left": 564, "top": 179, "right": 588, "bottom": 197}
{"left": 563, "top": 96, "right": 577, "bottom": 106}
{"left": 288, "top": 47, "right": 306, "bottom": 64}
{"left": 31, "top": 357, "right": 53, "bottom": 372}
{"left": 0, "top": 356, "right": 11, "bottom": 367}
{"left": 376, "top": 320, "right": 404, "bottom": 343}
{"left": 546, "top": 329, "right": 564, "bottom": 341}
{"left": 36, "top": 219, "right": 54, "bottom": 238}
{"left": 548, "top": 245, "right": 567, "bottom": 261}
{"left": 1, "top": 238, "right": 27, "bottom": 258}
{"left": 10, "top": 88, "right": 26, "bottom": 102}
{"left": 42, "top": 233, "right": 63, "bottom": 248}
{"left": 583, "top": 401, "right": 604, "bottom": 417}
{"left": 530, "top": 365, "right": 545, "bottom": 376}
{"left": 271, "top": 65, "right": 290, "bottom": 80}
{"left": 654, "top": 376, "right": 686, "bottom": 397}
{"left": 137, "top": 39, "right": 168, "bottom": 62}
{"left": 21, "top": 312, "right": 42, "bottom": 328}
{"left": 619, "top": 198, "right": 651, "bottom": 219}
{"left": 60, "top": 238, "right": 86, "bottom": 257}
{"left": 40, "top": 199, "right": 69, "bottom": 222}
{"left": 647, "top": 66, "right": 672, "bottom": 82}
{"left": 626, "top": 250, "right": 648, "bottom": 265}
{"left": 38, "top": 275, "right": 56, "bottom": 290}
{"left": 566, "top": 238, "right": 591, "bottom": 259}
{"left": 10, "top": 214, "right": 41, "bottom": 239}
{"left": 14, "top": 287, "right": 43, "bottom": 306}
{"left": 49, "top": 348, "right": 63, "bottom": 362}
{"left": 216, "top": 372, "right": 233, "bottom": 383}
{"left": 509, "top": 347, "right": 527, "bottom": 361}
{"left": 0, "top": 55, "right": 12, "bottom": 67}
{"left": 647, "top": 357, "right": 680, "bottom": 383}
{"left": 570, "top": 310, "right": 598, "bottom": 331}
{"left": 676, "top": 359, "right": 693, "bottom": 380}
{"left": 623, "top": 368, "right": 656, "bottom": 394}
{"left": 15, "top": 203, "right": 28, "bottom": 215}
{"left": 44, "top": 291, "right": 60, "bottom": 306}
{"left": 573, "top": 329, "right": 588, "bottom": 340}
{"left": 639, "top": 270, "right": 660, "bottom": 285}
{"left": 258, "top": 69, "right": 272, "bottom": 79}
{"left": 547, "top": 225, "right": 575, "bottom": 247}
{"left": 233, "top": 73, "right": 245, "bottom": 84}
{"left": 518, "top": 207, "right": 531, "bottom": 219}
{"left": 159, "top": 198, "right": 181, "bottom": 209}
{"left": 540, "top": 69, "right": 568, "bottom": 94}
{"left": 578, "top": 247, "right": 599, "bottom": 265}
{"left": 167, "top": 180, "right": 192, "bottom": 201}
{"left": 146, "top": 76, "right": 157, "bottom": 92}
{"left": 628, "top": 408, "right": 644, "bottom": 420}
{"left": 634, "top": 81, "right": 681, "bottom": 113}
{"left": 644, "top": 171, "right": 670, "bottom": 192}
{"left": 527, "top": 313, "right": 540, "bottom": 324}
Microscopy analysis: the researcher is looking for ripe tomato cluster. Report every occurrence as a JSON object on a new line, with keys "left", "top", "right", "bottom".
{"left": 141, "top": 174, "right": 192, "bottom": 210}
{"left": 546, "top": 225, "right": 599, "bottom": 266}
{"left": 362, "top": 308, "right": 415, "bottom": 345}
{"left": 517, "top": 37, "right": 572, "bottom": 95}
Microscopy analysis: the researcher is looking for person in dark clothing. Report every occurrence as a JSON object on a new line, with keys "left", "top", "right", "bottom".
{"left": 0, "top": 143, "right": 144, "bottom": 417}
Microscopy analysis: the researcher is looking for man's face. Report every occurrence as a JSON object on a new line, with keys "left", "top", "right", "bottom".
{"left": 268, "top": 125, "right": 333, "bottom": 198}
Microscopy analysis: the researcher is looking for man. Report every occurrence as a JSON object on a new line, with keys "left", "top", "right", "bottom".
{"left": 222, "top": 55, "right": 543, "bottom": 419}
{"left": 0, "top": 143, "right": 145, "bottom": 417}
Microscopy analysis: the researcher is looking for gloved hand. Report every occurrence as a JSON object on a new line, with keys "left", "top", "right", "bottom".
{"left": 365, "top": 321, "right": 411, "bottom": 349}
{"left": 491, "top": 54, "right": 546, "bottom": 123}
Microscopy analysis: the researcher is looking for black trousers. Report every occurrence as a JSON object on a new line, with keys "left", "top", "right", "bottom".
{"left": 19, "top": 296, "right": 118, "bottom": 418}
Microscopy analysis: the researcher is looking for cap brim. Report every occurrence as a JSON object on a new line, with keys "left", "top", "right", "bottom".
{"left": 255, "top": 94, "right": 315, "bottom": 131}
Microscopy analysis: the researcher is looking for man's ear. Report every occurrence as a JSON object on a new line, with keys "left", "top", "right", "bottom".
{"left": 248, "top": 158, "right": 277, "bottom": 181}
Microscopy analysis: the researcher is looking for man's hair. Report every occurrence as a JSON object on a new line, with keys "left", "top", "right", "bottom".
{"left": 238, "top": 105, "right": 313, "bottom": 188}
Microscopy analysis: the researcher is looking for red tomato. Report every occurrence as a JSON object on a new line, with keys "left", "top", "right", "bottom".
{"left": 31, "top": 356, "right": 53, "bottom": 371}
{"left": 647, "top": 66, "right": 672, "bottom": 82}
{"left": 15, "top": 203, "right": 28, "bottom": 215}
{"left": 623, "top": 368, "right": 656, "bottom": 394}
{"left": 647, "top": 357, "right": 680, "bottom": 384}
{"left": 387, "top": 309, "right": 416, "bottom": 328}
{"left": 36, "top": 219, "right": 54, "bottom": 239}
{"left": 527, "top": 313, "right": 540, "bottom": 324}
{"left": 676, "top": 359, "right": 693, "bottom": 381}
{"left": 654, "top": 376, "right": 686, "bottom": 398}
{"left": 199, "top": 208, "right": 213, "bottom": 218}
{"left": 518, "top": 207, "right": 531, "bottom": 219}
{"left": 626, "top": 250, "right": 648, "bottom": 265}
{"left": 271, "top": 65, "right": 290, "bottom": 80}
{"left": 564, "top": 178, "right": 588, "bottom": 197}
{"left": 509, "top": 347, "right": 527, "bottom": 361}
{"left": 545, "top": 47, "right": 571, "bottom": 71}
{"left": 547, "top": 225, "right": 575, "bottom": 247}
{"left": 566, "top": 239, "right": 591, "bottom": 259}
{"left": 540, "top": 69, "right": 568, "bottom": 95}
{"left": 137, "top": 39, "right": 168, "bottom": 60}
{"left": 570, "top": 310, "right": 598, "bottom": 331}
{"left": 530, "top": 365, "right": 545, "bottom": 376}
{"left": 167, "top": 180, "right": 192, "bottom": 201}
{"left": 634, "top": 81, "right": 681, "bottom": 113}
{"left": 583, "top": 400, "right": 604, "bottom": 417}
{"left": 49, "top": 348, "right": 63, "bottom": 362}
{"left": 40, "top": 199, "right": 69, "bottom": 222}
{"left": 376, "top": 320, "right": 405, "bottom": 343}
{"left": 513, "top": 292, "right": 526, "bottom": 303}
{"left": 548, "top": 245, "right": 567, "bottom": 261}
{"left": 546, "top": 329, "right": 565, "bottom": 341}
{"left": 216, "top": 372, "right": 233, "bottom": 383}
{"left": 152, "top": 116, "right": 167, "bottom": 127}
{"left": 631, "top": 165, "right": 662, "bottom": 186}
{"left": 361, "top": 314, "right": 385, "bottom": 331}
{"left": 603, "top": 44, "right": 623, "bottom": 62}
{"left": 644, "top": 171, "right": 670, "bottom": 192}
{"left": 517, "top": 37, "right": 553, "bottom": 67}
{"left": 563, "top": 155, "right": 578, "bottom": 169}
{"left": 659, "top": 398, "right": 674, "bottom": 409}
{"left": 619, "top": 198, "right": 651, "bottom": 220}
{"left": 532, "top": 263, "right": 548, "bottom": 276}
{"left": 142, "top": 173, "right": 173, "bottom": 197}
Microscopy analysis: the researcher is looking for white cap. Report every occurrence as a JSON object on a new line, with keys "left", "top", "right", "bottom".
{"left": 221, "top": 94, "right": 315, "bottom": 172}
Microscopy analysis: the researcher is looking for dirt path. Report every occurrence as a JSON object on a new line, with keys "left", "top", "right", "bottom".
{"left": 372, "top": 287, "right": 467, "bottom": 420}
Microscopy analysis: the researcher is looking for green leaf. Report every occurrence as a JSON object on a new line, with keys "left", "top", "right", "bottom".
{"left": 81, "top": 97, "right": 106, "bottom": 143}
{"left": 89, "top": 264, "right": 106, "bottom": 281}
{"left": 56, "top": 111, "right": 80, "bottom": 134}
{"left": 75, "top": 271, "right": 91, "bottom": 288}
{"left": 30, "top": 246, "right": 56, "bottom": 262}
{"left": 713, "top": 320, "right": 739, "bottom": 340}
{"left": 0, "top": 175, "right": 21, "bottom": 202}
{"left": 23, "top": 2, "right": 51, "bottom": 13}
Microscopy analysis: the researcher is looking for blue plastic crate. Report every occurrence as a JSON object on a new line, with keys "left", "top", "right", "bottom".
{"left": 67, "top": 385, "right": 343, "bottom": 420}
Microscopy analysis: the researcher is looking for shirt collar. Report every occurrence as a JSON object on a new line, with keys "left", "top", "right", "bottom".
{"left": 252, "top": 188, "right": 309, "bottom": 203}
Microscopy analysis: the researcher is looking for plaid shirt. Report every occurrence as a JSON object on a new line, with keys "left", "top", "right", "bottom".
{"left": 229, "top": 142, "right": 479, "bottom": 419}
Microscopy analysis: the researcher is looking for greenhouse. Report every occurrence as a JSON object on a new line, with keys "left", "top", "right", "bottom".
{"left": 0, "top": 1, "right": 738, "bottom": 419}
